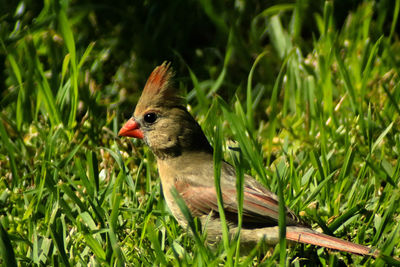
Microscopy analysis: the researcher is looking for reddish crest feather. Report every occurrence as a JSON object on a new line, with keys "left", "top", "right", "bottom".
{"left": 143, "top": 61, "right": 173, "bottom": 94}
{"left": 134, "top": 62, "right": 184, "bottom": 116}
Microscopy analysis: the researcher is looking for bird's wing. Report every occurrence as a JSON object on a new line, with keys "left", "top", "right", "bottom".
{"left": 174, "top": 179, "right": 385, "bottom": 258}
{"left": 174, "top": 171, "right": 303, "bottom": 227}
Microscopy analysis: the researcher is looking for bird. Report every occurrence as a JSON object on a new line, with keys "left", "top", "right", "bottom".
{"left": 119, "top": 62, "right": 381, "bottom": 259}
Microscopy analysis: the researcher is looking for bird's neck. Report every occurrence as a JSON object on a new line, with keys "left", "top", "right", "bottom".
{"left": 152, "top": 137, "right": 212, "bottom": 160}
{"left": 156, "top": 150, "right": 213, "bottom": 174}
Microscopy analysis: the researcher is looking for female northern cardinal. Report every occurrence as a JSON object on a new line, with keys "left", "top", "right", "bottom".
{"left": 119, "top": 62, "right": 379, "bottom": 257}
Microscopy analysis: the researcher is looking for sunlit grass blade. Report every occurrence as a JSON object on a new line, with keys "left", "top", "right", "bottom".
{"left": 371, "top": 122, "right": 393, "bottom": 155}
{"left": 269, "top": 15, "right": 292, "bottom": 58}
{"left": 382, "top": 83, "right": 400, "bottom": 116}
{"left": 106, "top": 209, "right": 126, "bottom": 265}
{"left": 213, "top": 122, "right": 233, "bottom": 264}
{"left": 322, "top": 1, "right": 333, "bottom": 38}
{"left": 57, "top": 136, "right": 87, "bottom": 169}
{"left": 7, "top": 54, "right": 24, "bottom": 130}
{"left": 232, "top": 150, "right": 244, "bottom": 265}
{"left": 338, "top": 146, "right": 355, "bottom": 180}
{"left": 246, "top": 51, "right": 267, "bottom": 132}
{"left": 78, "top": 212, "right": 99, "bottom": 236}
{"left": 84, "top": 234, "right": 107, "bottom": 262}
{"left": 147, "top": 221, "right": 168, "bottom": 266}
{"left": 207, "top": 29, "right": 233, "bottom": 96}
{"left": 75, "top": 157, "right": 95, "bottom": 199}
{"left": 110, "top": 171, "right": 124, "bottom": 230}
{"left": 335, "top": 48, "right": 357, "bottom": 113}
{"left": 309, "top": 150, "right": 325, "bottom": 181}
{"left": 302, "top": 172, "right": 335, "bottom": 209}
{"left": 58, "top": 7, "right": 78, "bottom": 128}
{"left": 360, "top": 37, "right": 383, "bottom": 96}
{"left": 328, "top": 202, "right": 365, "bottom": 232}
{"left": 276, "top": 169, "right": 287, "bottom": 267}
{"left": 372, "top": 192, "right": 397, "bottom": 245}
{"left": 187, "top": 64, "right": 208, "bottom": 109}
{"left": 219, "top": 96, "right": 266, "bottom": 181}
{"left": 378, "top": 222, "right": 400, "bottom": 265}
{"left": 78, "top": 42, "right": 96, "bottom": 69}
{"left": 34, "top": 55, "right": 62, "bottom": 126}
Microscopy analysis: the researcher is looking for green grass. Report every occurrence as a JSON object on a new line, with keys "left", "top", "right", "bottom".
{"left": 1, "top": 0, "right": 400, "bottom": 265}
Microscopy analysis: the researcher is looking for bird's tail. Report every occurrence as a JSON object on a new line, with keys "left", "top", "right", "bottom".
{"left": 286, "top": 226, "right": 378, "bottom": 257}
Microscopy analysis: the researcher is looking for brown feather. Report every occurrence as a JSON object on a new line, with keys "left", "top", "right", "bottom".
{"left": 174, "top": 179, "right": 302, "bottom": 228}
{"left": 286, "top": 227, "right": 377, "bottom": 256}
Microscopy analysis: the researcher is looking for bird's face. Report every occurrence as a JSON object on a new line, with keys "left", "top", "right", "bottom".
{"left": 119, "top": 106, "right": 193, "bottom": 157}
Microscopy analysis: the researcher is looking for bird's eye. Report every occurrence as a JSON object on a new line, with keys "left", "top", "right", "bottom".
{"left": 143, "top": 112, "right": 157, "bottom": 124}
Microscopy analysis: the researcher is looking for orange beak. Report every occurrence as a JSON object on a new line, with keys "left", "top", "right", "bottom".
{"left": 119, "top": 118, "right": 144, "bottom": 139}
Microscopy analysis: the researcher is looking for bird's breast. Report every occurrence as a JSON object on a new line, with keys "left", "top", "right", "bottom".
{"left": 157, "top": 160, "right": 188, "bottom": 227}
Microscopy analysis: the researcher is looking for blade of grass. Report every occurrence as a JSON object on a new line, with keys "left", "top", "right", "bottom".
{"left": 187, "top": 64, "right": 208, "bottom": 109}
{"left": 371, "top": 122, "right": 393, "bottom": 155}
{"left": 372, "top": 192, "right": 398, "bottom": 245}
{"left": 58, "top": 7, "right": 78, "bottom": 128}
{"left": 0, "top": 222, "right": 17, "bottom": 267}
{"left": 269, "top": 15, "right": 292, "bottom": 58}
{"left": 276, "top": 169, "right": 287, "bottom": 266}
{"left": 50, "top": 216, "right": 70, "bottom": 266}
{"left": 335, "top": 48, "right": 357, "bottom": 113}
{"left": 213, "top": 123, "right": 232, "bottom": 265}
{"left": 232, "top": 150, "right": 244, "bottom": 266}
{"left": 106, "top": 208, "right": 126, "bottom": 266}
{"left": 378, "top": 222, "right": 400, "bottom": 265}
{"left": 7, "top": 54, "right": 24, "bottom": 130}
{"left": 303, "top": 172, "right": 335, "bottom": 208}
{"left": 207, "top": 29, "right": 233, "bottom": 96}
{"left": 382, "top": 84, "right": 400, "bottom": 116}
{"left": 83, "top": 234, "right": 107, "bottom": 261}
{"left": 389, "top": 0, "right": 400, "bottom": 41}
{"left": 219, "top": 96, "right": 266, "bottom": 181}
{"left": 328, "top": 202, "right": 365, "bottom": 232}
{"left": 75, "top": 157, "right": 94, "bottom": 199}
{"left": 147, "top": 220, "right": 168, "bottom": 266}
{"left": 246, "top": 51, "right": 267, "bottom": 132}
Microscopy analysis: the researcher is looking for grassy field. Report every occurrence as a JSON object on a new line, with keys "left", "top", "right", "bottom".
{"left": 1, "top": 0, "right": 400, "bottom": 266}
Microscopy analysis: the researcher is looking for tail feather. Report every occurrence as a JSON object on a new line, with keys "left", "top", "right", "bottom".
{"left": 286, "top": 226, "right": 377, "bottom": 257}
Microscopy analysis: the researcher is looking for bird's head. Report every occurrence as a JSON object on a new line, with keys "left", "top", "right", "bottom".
{"left": 119, "top": 62, "right": 212, "bottom": 159}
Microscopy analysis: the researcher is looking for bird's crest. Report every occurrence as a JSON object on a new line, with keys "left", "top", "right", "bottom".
{"left": 134, "top": 62, "right": 184, "bottom": 115}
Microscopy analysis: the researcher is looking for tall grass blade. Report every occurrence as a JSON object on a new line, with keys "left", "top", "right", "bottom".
{"left": 247, "top": 51, "right": 267, "bottom": 132}
{"left": 232, "top": 151, "right": 244, "bottom": 265}
{"left": 276, "top": 169, "right": 287, "bottom": 266}
{"left": 58, "top": 8, "right": 78, "bottom": 128}
{"left": 0, "top": 223, "right": 17, "bottom": 267}
{"left": 213, "top": 123, "right": 232, "bottom": 264}
{"left": 7, "top": 54, "right": 24, "bottom": 130}
{"left": 50, "top": 217, "right": 70, "bottom": 266}
{"left": 208, "top": 30, "right": 233, "bottom": 96}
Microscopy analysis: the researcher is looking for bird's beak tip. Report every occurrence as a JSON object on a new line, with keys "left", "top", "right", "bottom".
{"left": 119, "top": 119, "right": 144, "bottom": 139}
